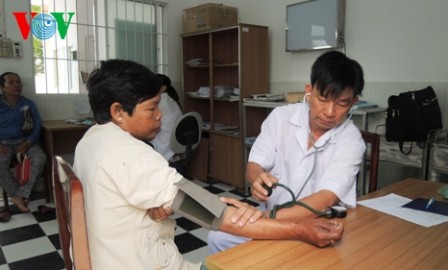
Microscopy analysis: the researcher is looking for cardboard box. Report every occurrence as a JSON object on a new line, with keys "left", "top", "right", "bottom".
{"left": 285, "top": 92, "right": 306, "bottom": 103}
{"left": 182, "top": 4, "right": 238, "bottom": 34}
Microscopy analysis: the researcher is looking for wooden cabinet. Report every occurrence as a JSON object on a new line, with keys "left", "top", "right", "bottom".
{"left": 209, "top": 134, "right": 244, "bottom": 187}
{"left": 182, "top": 24, "right": 269, "bottom": 188}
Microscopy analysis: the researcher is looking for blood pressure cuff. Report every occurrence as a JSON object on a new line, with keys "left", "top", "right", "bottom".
{"left": 172, "top": 178, "right": 227, "bottom": 230}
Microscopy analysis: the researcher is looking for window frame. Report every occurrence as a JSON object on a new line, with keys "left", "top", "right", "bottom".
{"left": 32, "top": 0, "right": 168, "bottom": 95}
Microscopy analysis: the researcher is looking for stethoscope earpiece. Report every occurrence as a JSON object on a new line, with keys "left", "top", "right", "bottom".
{"left": 303, "top": 93, "right": 311, "bottom": 103}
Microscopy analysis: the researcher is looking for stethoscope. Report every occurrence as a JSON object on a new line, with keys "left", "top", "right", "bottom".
{"left": 265, "top": 93, "right": 356, "bottom": 219}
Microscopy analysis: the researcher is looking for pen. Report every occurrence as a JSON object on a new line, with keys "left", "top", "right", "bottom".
{"left": 425, "top": 196, "right": 435, "bottom": 210}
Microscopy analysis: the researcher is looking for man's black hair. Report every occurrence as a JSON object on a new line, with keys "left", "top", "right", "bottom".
{"left": 311, "top": 51, "right": 364, "bottom": 99}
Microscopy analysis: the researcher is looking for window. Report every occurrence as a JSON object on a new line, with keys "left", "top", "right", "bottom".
{"left": 32, "top": 0, "right": 168, "bottom": 94}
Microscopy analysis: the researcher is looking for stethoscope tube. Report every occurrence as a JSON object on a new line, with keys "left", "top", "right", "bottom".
{"left": 264, "top": 183, "right": 333, "bottom": 219}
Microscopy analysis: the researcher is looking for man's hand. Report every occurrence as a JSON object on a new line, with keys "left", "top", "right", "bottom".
{"left": 294, "top": 219, "right": 344, "bottom": 247}
{"left": 147, "top": 206, "right": 173, "bottom": 222}
{"left": 250, "top": 171, "right": 279, "bottom": 202}
{"left": 220, "top": 197, "right": 263, "bottom": 227}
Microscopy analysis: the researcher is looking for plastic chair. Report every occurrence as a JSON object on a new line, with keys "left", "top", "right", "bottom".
{"left": 169, "top": 112, "right": 203, "bottom": 175}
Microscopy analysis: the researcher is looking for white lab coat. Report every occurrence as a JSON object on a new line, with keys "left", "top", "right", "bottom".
{"left": 249, "top": 103, "right": 366, "bottom": 209}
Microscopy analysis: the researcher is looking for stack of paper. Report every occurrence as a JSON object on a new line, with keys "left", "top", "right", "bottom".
{"left": 198, "top": 86, "right": 210, "bottom": 97}
{"left": 251, "top": 93, "right": 284, "bottom": 101}
{"left": 214, "top": 85, "right": 234, "bottom": 98}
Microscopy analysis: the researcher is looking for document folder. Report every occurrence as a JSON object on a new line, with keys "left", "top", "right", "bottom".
{"left": 402, "top": 197, "right": 448, "bottom": 216}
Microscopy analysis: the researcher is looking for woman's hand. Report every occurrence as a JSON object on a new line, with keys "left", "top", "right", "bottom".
{"left": 16, "top": 141, "right": 32, "bottom": 156}
{"left": 0, "top": 144, "right": 10, "bottom": 156}
{"left": 147, "top": 206, "right": 173, "bottom": 222}
{"left": 220, "top": 197, "right": 263, "bottom": 227}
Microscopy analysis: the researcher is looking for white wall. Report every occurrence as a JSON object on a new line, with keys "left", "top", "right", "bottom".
{"left": 1, "top": 0, "right": 447, "bottom": 129}
{"left": 0, "top": 0, "right": 34, "bottom": 93}
{"left": 167, "top": 0, "right": 448, "bottom": 130}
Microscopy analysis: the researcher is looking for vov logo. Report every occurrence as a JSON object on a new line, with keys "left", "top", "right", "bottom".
{"left": 13, "top": 12, "right": 75, "bottom": 40}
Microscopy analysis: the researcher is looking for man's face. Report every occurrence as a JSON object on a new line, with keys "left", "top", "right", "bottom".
{"left": 306, "top": 85, "right": 358, "bottom": 134}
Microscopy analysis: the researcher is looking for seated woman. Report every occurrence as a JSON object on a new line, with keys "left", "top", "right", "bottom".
{"left": 0, "top": 72, "right": 47, "bottom": 215}
{"left": 73, "top": 59, "right": 343, "bottom": 269}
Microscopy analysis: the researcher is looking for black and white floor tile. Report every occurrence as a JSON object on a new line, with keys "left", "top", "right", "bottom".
{"left": 0, "top": 179, "right": 258, "bottom": 270}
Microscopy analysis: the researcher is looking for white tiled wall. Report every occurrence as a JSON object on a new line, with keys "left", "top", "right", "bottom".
{"left": 271, "top": 81, "right": 448, "bottom": 132}
{"left": 32, "top": 94, "right": 92, "bottom": 121}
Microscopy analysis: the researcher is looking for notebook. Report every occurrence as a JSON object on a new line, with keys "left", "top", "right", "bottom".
{"left": 402, "top": 197, "right": 448, "bottom": 216}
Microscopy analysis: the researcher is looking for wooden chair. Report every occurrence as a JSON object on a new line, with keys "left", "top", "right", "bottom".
{"left": 2, "top": 189, "right": 10, "bottom": 212}
{"left": 1, "top": 160, "right": 20, "bottom": 222}
{"left": 53, "top": 156, "right": 91, "bottom": 270}
{"left": 1, "top": 189, "right": 11, "bottom": 222}
{"left": 360, "top": 131, "right": 380, "bottom": 194}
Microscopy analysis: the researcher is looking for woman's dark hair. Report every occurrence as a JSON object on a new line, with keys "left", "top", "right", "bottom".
{"left": 87, "top": 60, "right": 161, "bottom": 124}
{"left": 157, "top": 74, "right": 182, "bottom": 111}
{"left": 0, "top": 72, "right": 19, "bottom": 89}
{"left": 310, "top": 51, "right": 364, "bottom": 99}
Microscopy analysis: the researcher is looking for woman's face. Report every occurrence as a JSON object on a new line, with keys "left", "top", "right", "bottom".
{"left": 119, "top": 94, "right": 163, "bottom": 141}
{"left": 1, "top": 74, "right": 22, "bottom": 97}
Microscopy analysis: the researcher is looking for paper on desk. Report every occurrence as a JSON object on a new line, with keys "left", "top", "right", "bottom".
{"left": 357, "top": 193, "right": 448, "bottom": 227}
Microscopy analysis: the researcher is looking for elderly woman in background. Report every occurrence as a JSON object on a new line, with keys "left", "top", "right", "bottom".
{"left": 0, "top": 72, "right": 46, "bottom": 215}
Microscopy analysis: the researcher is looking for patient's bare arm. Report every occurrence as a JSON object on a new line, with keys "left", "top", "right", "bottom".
{"left": 219, "top": 197, "right": 343, "bottom": 248}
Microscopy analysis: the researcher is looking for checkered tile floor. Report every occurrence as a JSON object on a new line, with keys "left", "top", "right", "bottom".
{"left": 0, "top": 179, "right": 259, "bottom": 270}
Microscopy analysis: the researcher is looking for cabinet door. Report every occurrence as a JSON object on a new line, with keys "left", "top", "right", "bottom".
{"left": 186, "top": 137, "right": 209, "bottom": 182}
{"left": 209, "top": 133, "right": 244, "bottom": 188}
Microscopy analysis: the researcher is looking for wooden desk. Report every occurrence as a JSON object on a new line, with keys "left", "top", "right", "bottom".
{"left": 206, "top": 178, "right": 448, "bottom": 269}
{"left": 42, "top": 120, "right": 90, "bottom": 201}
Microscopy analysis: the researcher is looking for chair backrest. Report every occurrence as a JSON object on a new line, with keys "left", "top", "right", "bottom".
{"left": 53, "top": 156, "right": 91, "bottom": 270}
{"left": 423, "top": 129, "right": 448, "bottom": 181}
{"left": 360, "top": 131, "right": 380, "bottom": 194}
{"left": 170, "top": 111, "right": 203, "bottom": 158}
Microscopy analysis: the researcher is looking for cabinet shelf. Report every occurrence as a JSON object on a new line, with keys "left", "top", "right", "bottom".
{"left": 187, "top": 63, "right": 239, "bottom": 68}
{"left": 206, "top": 129, "right": 241, "bottom": 138}
{"left": 186, "top": 94, "right": 209, "bottom": 100}
{"left": 182, "top": 24, "right": 269, "bottom": 188}
{"left": 186, "top": 95, "right": 240, "bottom": 103}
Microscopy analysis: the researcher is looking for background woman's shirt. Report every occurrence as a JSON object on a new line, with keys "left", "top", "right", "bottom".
{"left": 0, "top": 96, "right": 42, "bottom": 144}
{"left": 151, "top": 92, "right": 183, "bottom": 160}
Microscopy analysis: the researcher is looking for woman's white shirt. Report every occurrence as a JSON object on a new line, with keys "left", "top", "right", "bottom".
{"left": 151, "top": 93, "right": 183, "bottom": 160}
{"left": 73, "top": 122, "right": 200, "bottom": 269}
